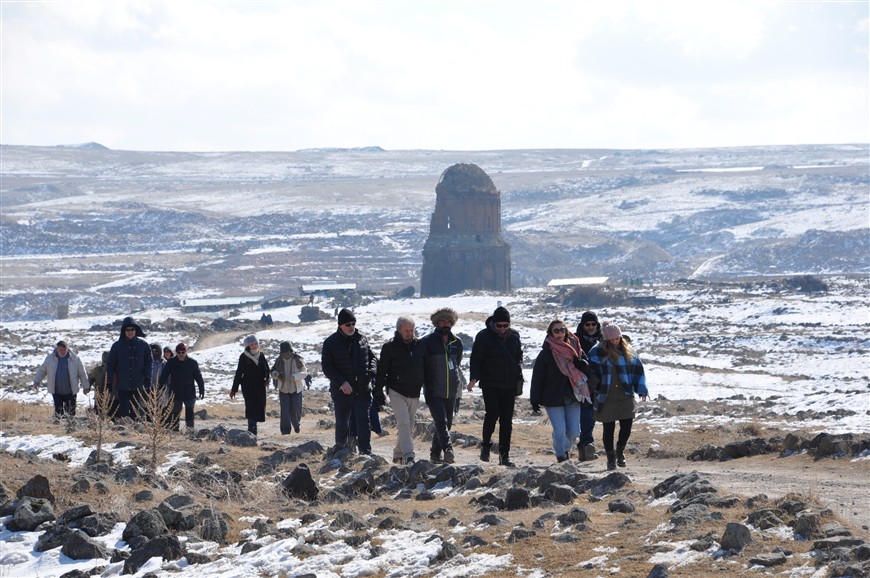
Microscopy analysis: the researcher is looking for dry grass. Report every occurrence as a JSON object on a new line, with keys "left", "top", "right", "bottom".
{"left": 0, "top": 394, "right": 865, "bottom": 577}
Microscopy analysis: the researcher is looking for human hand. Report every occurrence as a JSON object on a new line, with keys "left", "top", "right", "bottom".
{"left": 199, "top": 392, "right": 205, "bottom": 400}
{"left": 340, "top": 382, "right": 352, "bottom": 395}
{"left": 531, "top": 405, "right": 541, "bottom": 415}
{"left": 33, "top": 382, "right": 39, "bottom": 392}
{"left": 466, "top": 379, "right": 476, "bottom": 392}
{"left": 229, "top": 391, "right": 236, "bottom": 399}
{"left": 573, "top": 357, "right": 589, "bottom": 372}
{"left": 640, "top": 394, "right": 648, "bottom": 402}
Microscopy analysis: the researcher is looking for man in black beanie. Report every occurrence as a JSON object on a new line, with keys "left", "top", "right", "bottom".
{"left": 468, "top": 306, "right": 523, "bottom": 467}
{"left": 321, "top": 308, "right": 377, "bottom": 455}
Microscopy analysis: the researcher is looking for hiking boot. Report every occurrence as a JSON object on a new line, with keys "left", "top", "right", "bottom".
{"left": 557, "top": 454, "right": 569, "bottom": 463}
{"left": 606, "top": 451, "right": 617, "bottom": 471}
{"left": 616, "top": 443, "right": 627, "bottom": 467}
{"left": 430, "top": 451, "right": 442, "bottom": 464}
{"left": 583, "top": 443, "right": 598, "bottom": 461}
{"left": 480, "top": 442, "right": 491, "bottom": 462}
{"left": 499, "top": 453, "right": 516, "bottom": 468}
{"left": 443, "top": 448, "right": 455, "bottom": 464}
{"left": 393, "top": 457, "right": 405, "bottom": 465}
{"left": 248, "top": 424, "right": 257, "bottom": 436}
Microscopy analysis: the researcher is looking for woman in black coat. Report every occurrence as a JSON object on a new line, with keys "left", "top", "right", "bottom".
{"left": 230, "top": 334, "right": 270, "bottom": 435}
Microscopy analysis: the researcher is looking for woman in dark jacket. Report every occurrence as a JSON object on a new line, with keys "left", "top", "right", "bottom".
{"left": 230, "top": 334, "right": 270, "bottom": 435}
{"left": 530, "top": 319, "right": 591, "bottom": 462}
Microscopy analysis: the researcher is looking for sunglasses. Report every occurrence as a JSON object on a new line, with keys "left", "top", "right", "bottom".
{"left": 495, "top": 323, "right": 510, "bottom": 329}
{"left": 584, "top": 322, "right": 597, "bottom": 327}
{"left": 342, "top": 322, "right": 356, "bottom": 327}
{"left": 552, "top": 327, "right": 567, "bottom": 334}
{"left": 124, "top": 327, "right": 136, "bottom": 332}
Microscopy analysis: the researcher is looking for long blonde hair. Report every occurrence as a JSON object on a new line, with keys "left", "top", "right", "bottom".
{"left": 602, "top": 336, "right": 635, "bottom": 364}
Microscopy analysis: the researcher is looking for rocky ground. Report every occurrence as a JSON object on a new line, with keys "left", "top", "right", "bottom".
{"left": 1, "top": 390, "right": 868, "bottom": 578}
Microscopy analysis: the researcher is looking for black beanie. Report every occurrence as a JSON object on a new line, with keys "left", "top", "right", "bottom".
{"left": 492, "top": 306, "right": 511, "bottom": 324}
{"left": 338, "top": 308, "right": 356, "bottom": 326}
{"left": 580, "top": 311, "right": 599, "bottom": 325}
{"left": 280, "top": 341, "right": 292, "bottom": 353}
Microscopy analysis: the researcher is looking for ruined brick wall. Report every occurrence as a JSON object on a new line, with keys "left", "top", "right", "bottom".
{"left": 421, "top": 164, "right": 511, "bottom": 296}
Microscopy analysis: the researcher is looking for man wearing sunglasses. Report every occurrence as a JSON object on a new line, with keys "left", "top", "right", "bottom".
{"left": 321, "top": 308, "right": 377, "bottom": 456}
{"left": 467, "top": 306, "right": 524, "bottom": 467}
{"left": 575, "top": 310, "right": 602, "bottom": 461}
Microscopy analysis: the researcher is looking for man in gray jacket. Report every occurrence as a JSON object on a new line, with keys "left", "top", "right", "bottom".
{"left": 34, "top": 340, "right": 90, "bottom": 418}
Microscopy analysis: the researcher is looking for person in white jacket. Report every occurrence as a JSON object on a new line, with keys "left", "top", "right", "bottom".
{"left": 34, "top": 340, "right": 90, "bottom": 418}
{"left": 271, "top": 341, "right": 308, "bottom": 435}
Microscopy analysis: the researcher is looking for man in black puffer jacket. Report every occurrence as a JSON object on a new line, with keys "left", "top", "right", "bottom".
{"left": 321, "top": 308, "right": 377, "bottom": 455}
{"left": 375, "top": 315, "right": 424, "bottom": 464}
{"left": 468, "top": 306, "right": 523, "bottom": 467}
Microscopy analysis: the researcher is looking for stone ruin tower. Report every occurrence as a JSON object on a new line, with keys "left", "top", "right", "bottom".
{"left": 421, "top": 163, "right": 511, "bottom": 296}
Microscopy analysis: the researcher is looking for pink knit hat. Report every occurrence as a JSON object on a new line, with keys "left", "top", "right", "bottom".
{"left": 601, "top": 321, "right": 622, "bottom": 341}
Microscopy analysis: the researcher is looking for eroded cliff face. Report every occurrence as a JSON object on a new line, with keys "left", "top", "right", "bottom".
{"left": 421, "top": 163, "right": 511, "bottom": 296}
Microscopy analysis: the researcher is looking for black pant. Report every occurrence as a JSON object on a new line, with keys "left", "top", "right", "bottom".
{"left": 601, "top": 419, "right": 633, "bottom": 452}
{"left": 52, "top": 393, "right": 76, "bottom": 417}
{"left": 428, "top": 397, "right": 454, "bottom": 453}
{"left": 171, "top": 397, "right": 196, "bottom": 429}
{"left": 482, "top": 387, "right": 515, "bottom": 455}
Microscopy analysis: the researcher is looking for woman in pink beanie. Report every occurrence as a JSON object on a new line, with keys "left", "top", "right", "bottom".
{"left": 587, "top": 321, "right": 648, "bottom": 470}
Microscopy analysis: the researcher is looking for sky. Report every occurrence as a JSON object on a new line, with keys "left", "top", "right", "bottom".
{"left": 1, "top": 1, "right": 868, "bottom": 152}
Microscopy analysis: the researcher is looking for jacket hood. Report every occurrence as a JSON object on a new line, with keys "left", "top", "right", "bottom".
{"left": 119, "top": 317, "right": 146, "bottom": 338}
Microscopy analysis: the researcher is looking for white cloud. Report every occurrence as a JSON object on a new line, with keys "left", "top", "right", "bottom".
{"left": 1, "top": 0, "right": 866, "bottom": 151}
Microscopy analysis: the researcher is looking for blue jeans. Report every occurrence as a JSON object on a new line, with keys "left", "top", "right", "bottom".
{"left": 427, "top": 397, "right": 454, "bottom": 454}
{"left": 579, "top": 403, "right": 595, "bottom": 447}
{"left": 279, "top": 391, "right": 303, "bottom": 434}
{"left": 332, "top": 391, "right": 372, "bottom": 453}
{"left": 545, "top": 403, "right": 582, "bottom": 458}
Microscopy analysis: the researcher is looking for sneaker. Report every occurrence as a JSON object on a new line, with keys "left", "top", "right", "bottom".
{"left": 376, "top": 429, "right": 390, "bottom": 437}
{"left": 392, "top": 457, "right": 404, "bottom": 465}
{"left": 429, "top": 451, "right": 442, "bottom": 464}
{"left": 443, "top": 449, "right": 455, "bottom": 464}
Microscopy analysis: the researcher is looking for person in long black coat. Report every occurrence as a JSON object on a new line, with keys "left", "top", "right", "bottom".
{"left": 230, "top": 334, "right": 270, "bottom": 435}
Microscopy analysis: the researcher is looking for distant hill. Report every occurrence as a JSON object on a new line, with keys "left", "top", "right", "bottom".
{"left": 0, "top": 144, "right": 866, "bottom": 320}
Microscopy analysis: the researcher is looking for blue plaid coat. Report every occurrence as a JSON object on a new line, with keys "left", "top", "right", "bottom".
{"left": 587, "top": 344, "right": 648, "bottom": 411}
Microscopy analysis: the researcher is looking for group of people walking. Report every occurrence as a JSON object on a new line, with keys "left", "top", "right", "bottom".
{"left": 33, "top": 306, "right": 648, "bottom": 470}
{"left": 530, "top": 311, "right": 648, "bottom": 470}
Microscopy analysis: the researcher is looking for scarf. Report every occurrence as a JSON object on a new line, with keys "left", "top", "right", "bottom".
{"left": 243, "top": 349, "right": 262, "bottom": 365}
{"left": 545, "top": 332, "right": 591, "bottom": 403}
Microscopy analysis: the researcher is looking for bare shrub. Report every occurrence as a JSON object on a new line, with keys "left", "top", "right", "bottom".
{"left": 132, "top": 385, "right": 175, "bottom": 475}
{"left": 88, "top": 386, "right": 118, "bottom": 462}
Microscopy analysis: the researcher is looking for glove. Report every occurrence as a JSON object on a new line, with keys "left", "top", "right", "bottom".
{"left": 531, "top": 405, "right": 542, "bottom": 415}
{"left": 199, "top": 392, "right": 205, "bottom": 400}
{"left": 229, "top": 391, "right": 236, "bottom": 399}
{"left": 573, "top": 357, "right": 589, "bottom": 372}
{"left": 305, "top": 375, "right": 313, "bottom": 389}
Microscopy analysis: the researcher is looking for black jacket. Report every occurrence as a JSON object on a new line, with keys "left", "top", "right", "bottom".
{"left": 376, "top": 332, "right": 424, "bottom": 399}
{"left": 421, "top": 331, "right": 463, "bottom": 400}
{"left": 159, "top": 356, "right": 204, "bottom": 400}
{"left": 231, "top": 351, "right": 270, "bottom": 422}
{"left": 469, "top": 318, "right": 523, "bottom": 391}
{"left": 321, "top": 329, "right": 377, "bottom": 396}
{"left": 529, "top": 342, "right": 572, "bottom": 409}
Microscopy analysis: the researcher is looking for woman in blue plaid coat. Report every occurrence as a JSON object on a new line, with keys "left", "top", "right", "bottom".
{"left": 587, "top": 321, "right": 648, "bottom": 471}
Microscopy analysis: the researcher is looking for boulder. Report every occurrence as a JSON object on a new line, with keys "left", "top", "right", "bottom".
{"left": 61, "top": 530, "right": 110, "bottom": 560}
{"left": 122, "top": 509, "right": 167, "bottom": 542}
{"left": 8, "top": 497, "right": 55, "bottom": 531}
{"left": 282, "top": 463, "right": 319, "bottom": 500}
{"left": 16, "top": 475, "right": 55, "bottom": 503}
{"left": 720, "top": 522, "right": 753, "bottom": 552}
{"left": 123, "top": 535, "right": 184, "bottom": 575}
